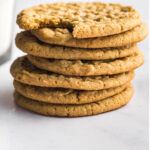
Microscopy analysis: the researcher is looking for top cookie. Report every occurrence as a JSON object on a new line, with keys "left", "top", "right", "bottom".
{"left": 17, "top": 2, "right": 142, "bottom": 38}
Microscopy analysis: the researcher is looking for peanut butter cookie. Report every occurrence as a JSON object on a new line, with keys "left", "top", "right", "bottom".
{"left": 14, "top": 80, "right": 129, "bottom": 104}
{"left": 15, "top": 31, "right": 138, "bottom": 60}
{"left": 14, "top": 84, "right": 134, "bottom": 117}
{"left": 17, "top": 2, "right": 142, "bottom": 38}
{"left": 10, "top": 56, "right": 135, "bottom": 90}
{"left": 27, "top": 50, "right": 144, "bottom": 76}
{"left": 31, "top": 24, "right": 148, "bottom": 48}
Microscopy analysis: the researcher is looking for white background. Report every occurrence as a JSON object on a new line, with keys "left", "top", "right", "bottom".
{"left": 0, "top": 0, "right": 149, "bottom": 150}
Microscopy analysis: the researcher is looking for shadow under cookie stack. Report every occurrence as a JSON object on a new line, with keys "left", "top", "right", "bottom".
{"left": 10, "top": 2, "right": 148, "bottom": 117}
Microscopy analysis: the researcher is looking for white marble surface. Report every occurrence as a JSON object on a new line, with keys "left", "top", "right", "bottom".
{"left": 0, "top": 0, "right": 149, "bottom": 150}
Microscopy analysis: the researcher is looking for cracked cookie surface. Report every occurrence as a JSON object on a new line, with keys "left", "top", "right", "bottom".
{"left": 17, "top": 2, "right": 142, "bottom": 38}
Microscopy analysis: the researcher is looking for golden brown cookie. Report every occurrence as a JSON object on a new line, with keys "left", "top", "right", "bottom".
{"left": 14, "top": 84, "right": 134, "bottom": 117}
{"left": 17, "top": 2, "right": 142, "bottom": 38}
{"left": 15, "top": 31, "right": 138, "bottom": 60}
{"left": 10, "top": 56, "right": 135, "bottom": 90}
{"left": 14, "top": 80, "right": 130, "bottom": 104}
{"left": 27, "top": 50, "right": 144, "bottom": 76}
{"left": 31, "top": 24, "right": 148, "bottom": 48}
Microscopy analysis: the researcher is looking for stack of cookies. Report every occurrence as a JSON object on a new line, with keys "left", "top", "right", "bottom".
{"left": 10, "top": 2, "right": 148, "bottom": 117}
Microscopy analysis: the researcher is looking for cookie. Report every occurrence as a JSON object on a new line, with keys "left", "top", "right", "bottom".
{"left": 15, "top": 31, "right": 138, "bottom": 60}
{"left": 27, "top": 50, "right": 144, "bottom": 76}
{"left": 14, "top": 80, "right": 129, "bottom": 104}
{"left": 17, "top": 2, "right": 142, "bottom": 38}
{"left": 10, "top": 56, "right": 135, "bottom": 90}
{"left": 31, "top": 24, "right": 148, "bottom": 48}
{"left": 14, "top": 84, "right": 134, "bottom": 117}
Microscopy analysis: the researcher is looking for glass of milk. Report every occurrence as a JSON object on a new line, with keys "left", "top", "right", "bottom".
{"left": 0, "top": 0, "right": 14, "bottom": 65}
